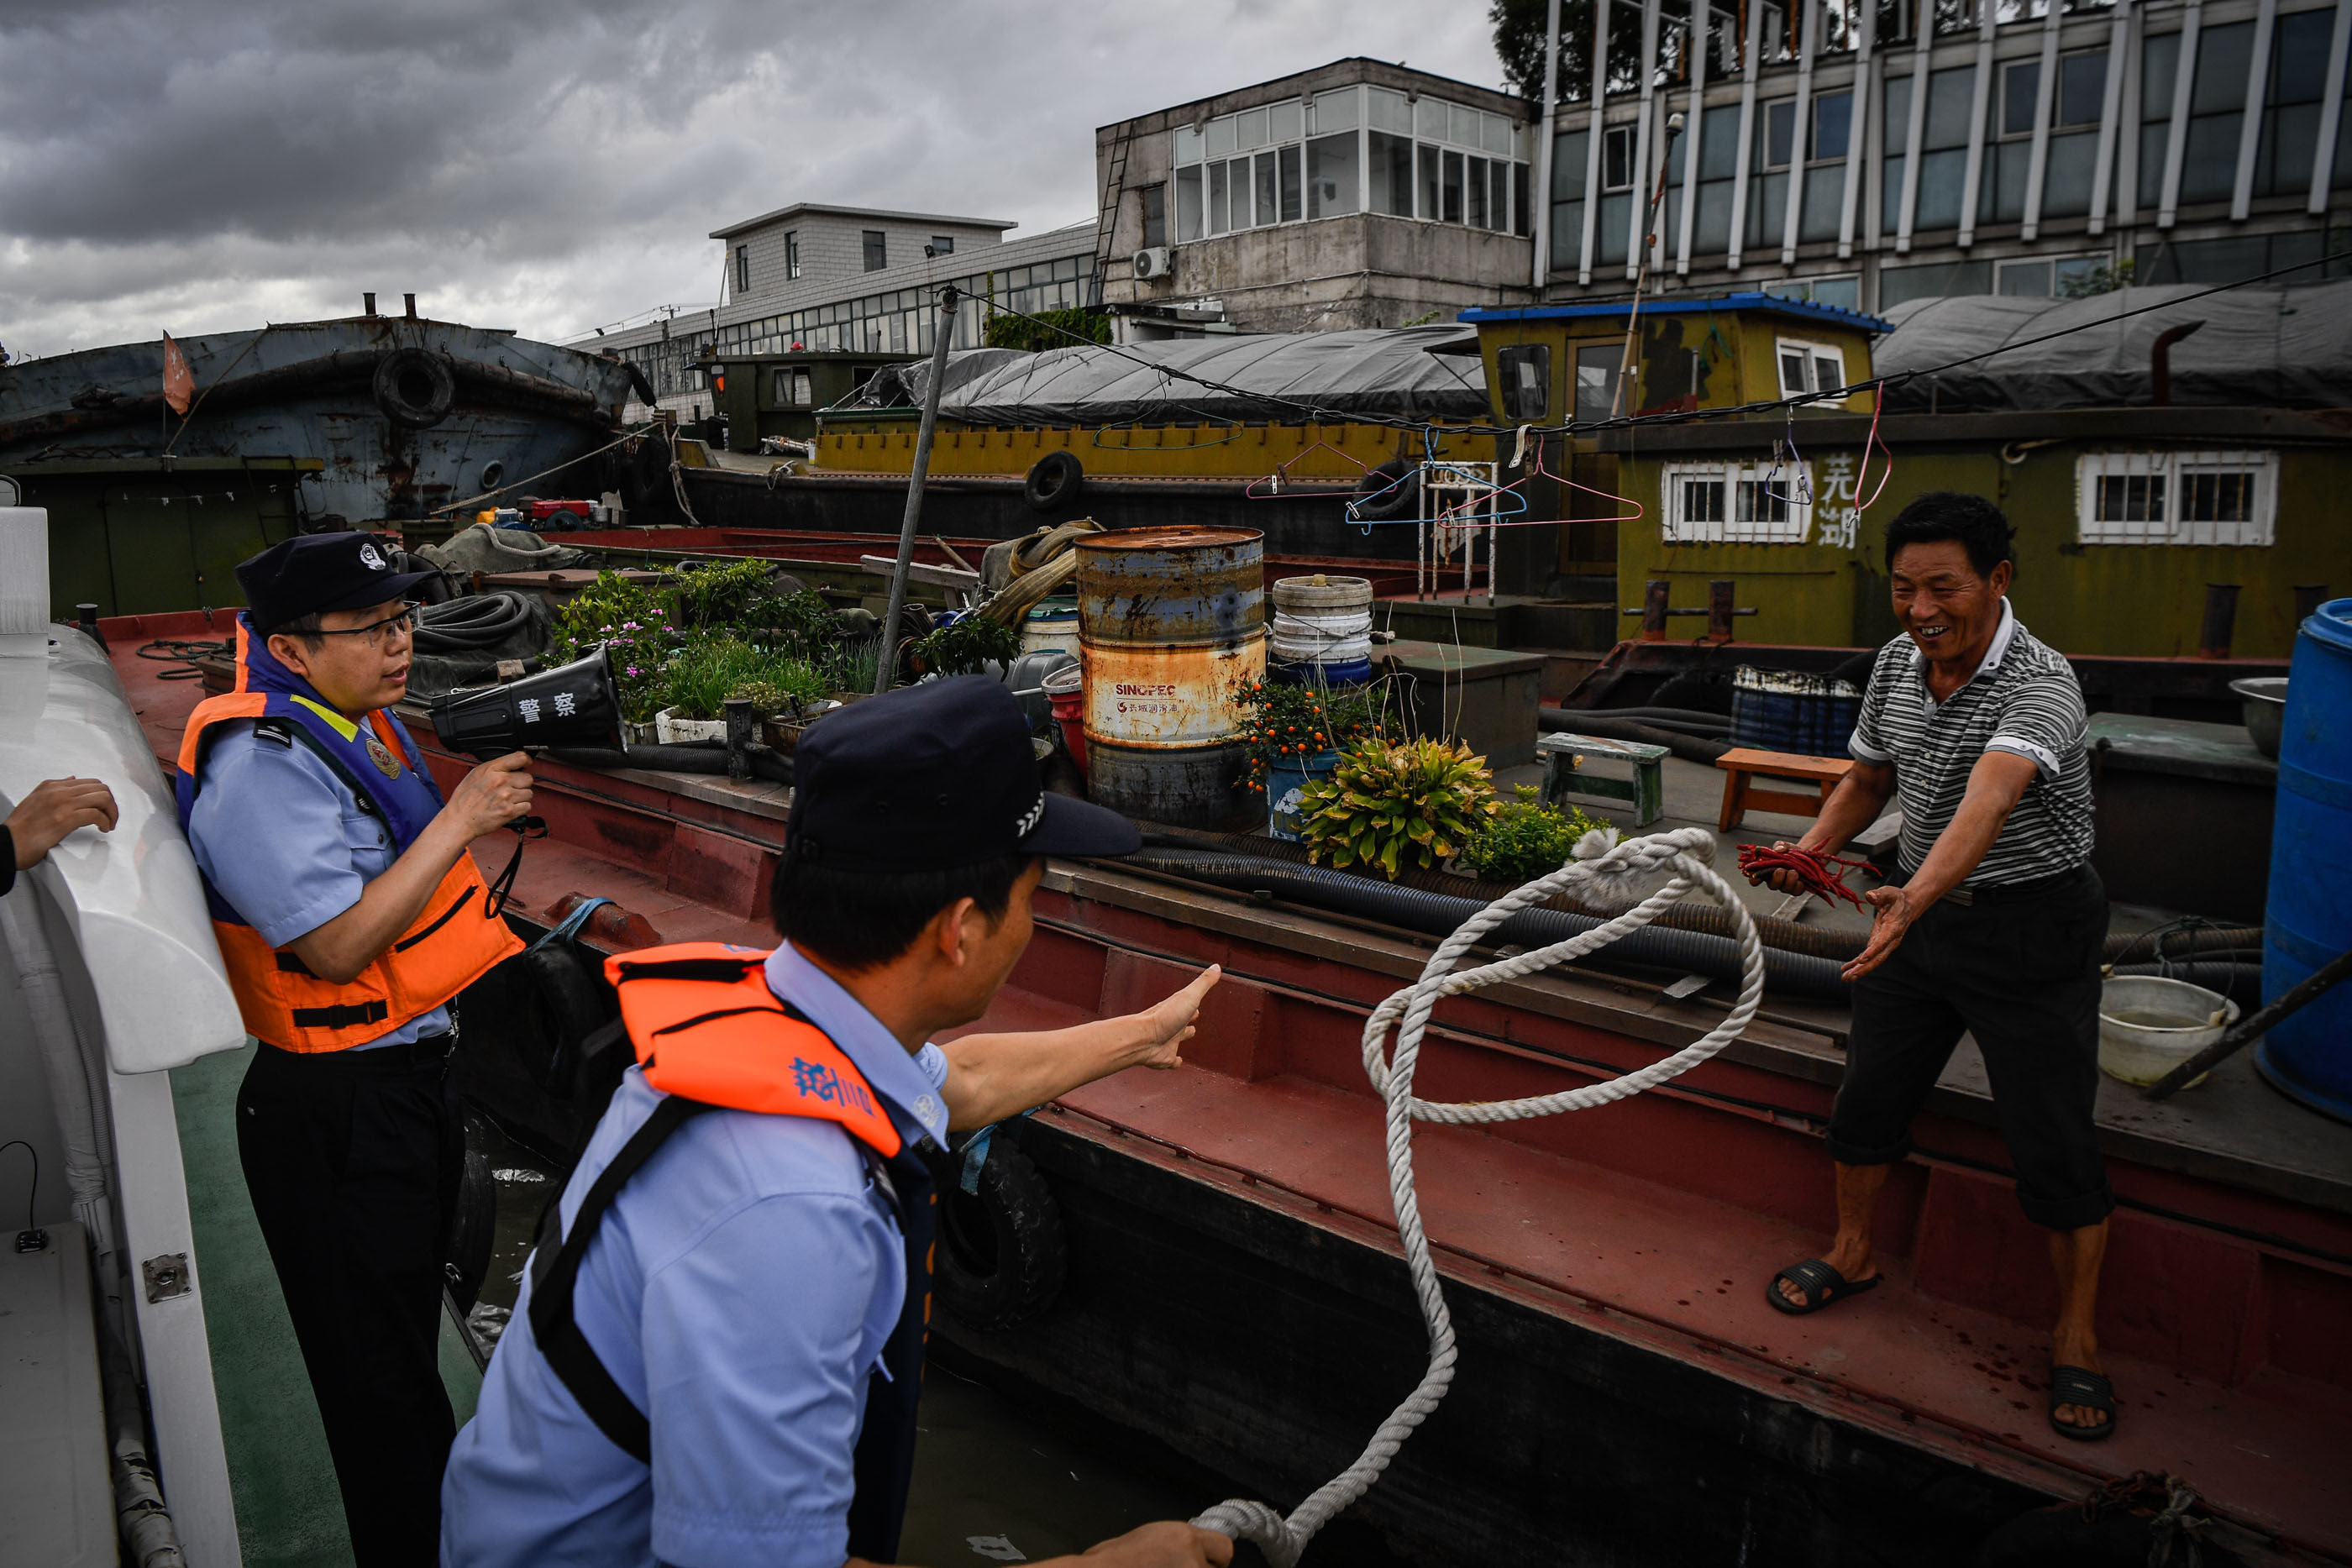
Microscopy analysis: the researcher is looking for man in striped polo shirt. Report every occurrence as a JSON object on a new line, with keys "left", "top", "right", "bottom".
{"left": 1747, "top": 491, "right": 2117, "bottom": 1441}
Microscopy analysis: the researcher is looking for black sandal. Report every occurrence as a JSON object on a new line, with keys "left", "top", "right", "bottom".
{"left": 1767, "top": 1258, "right": 1882, "bottom": 1316}
{"left": 2049, "top": 1364, "right": 2116, "bottom": 1441}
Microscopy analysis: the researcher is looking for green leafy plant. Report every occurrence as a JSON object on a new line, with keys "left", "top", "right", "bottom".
{"left": 909, "top": 614, "right": 1021, "bottom": 678}
{"left": 1461, "top": 785, "right": 1614, "bottom": 884}
{"left": 676, "top": 559, "right": 774, "bottom": 625}
{"left": 551, "top": 569, "right": 684, "bottom": 723}
{"left": 659, "top": 636, "right": 825, "bottom": 721}
{"left": 1295, "top": 737, "right": 1499, "bottom": 880}
{"left": 1234, "top": 675, "right": 1389, "bottom": 793}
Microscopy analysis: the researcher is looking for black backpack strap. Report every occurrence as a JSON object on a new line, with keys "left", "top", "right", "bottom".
{"left": 527, "top": 1092, "right": 716, "bottom": 1464}
{"left": 844, "top": 1126, "right": 941, "bottom": 1565}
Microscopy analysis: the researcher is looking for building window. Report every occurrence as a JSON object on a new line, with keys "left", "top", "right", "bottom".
{"left": 1773, "top": 338, "right": 1846, "bottom": 399}
{"left": 1763, "top": 101, "right": 1796, "bottom": 170}
{"left": 1811, "top": 91, "right": 1851, "bottom": 162}
{"left": 785, "top": 231, "right": 801, "bottom": 280}
{"left": 2077, "top": 452, "right": 2278, "bottom": 546}
{"left": 1662, "top": 462, "right": 1814, "bottom": 543}
{"left": 1764, "top": 275, "right": 1862, "bottom": 312}
{"left": 1603, "top": 124, "right": 1637, "bottom": 191}
{"left": 733, "top": 244, "right": 749, "bottom": 295}
{"left": 1142, "top": 185, "right": 1167, "bottom": 249}
{"left": 1495, "top": 344, "right": 1551, "bottom": 422}
{"left": 1574, "top": 343, "right": 1622, "bottom": 422}
{"left": 773, "top": 366, "right": 812, "bottom": 406}
{"left": 1997, "top": 254, "right": 2108, "bottom": 296}
{"left": 1169, "top": 86, "right": 1525, "bottom": 234}
{"left": 2057, "top": 50, "right": 2107, "bottom": 128}
{"left": 928, "top": 235, "right": 955, "bottom": 256}
{"left": 863, "top": 230, "right": 888, "bottom": 271}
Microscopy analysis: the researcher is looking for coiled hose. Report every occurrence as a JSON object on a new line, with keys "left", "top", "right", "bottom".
{"left": 2110, "top": 959, "right": 2264, "bottom": 1007}
{"left": 414, "top": 591, "right": 536, "bottom": 653}
{"left": 1129, "top": 847, "right": 1851, "bottom": 999}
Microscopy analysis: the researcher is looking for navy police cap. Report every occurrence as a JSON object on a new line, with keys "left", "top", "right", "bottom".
{"left": 236, "top": 531, "right": 441, "bottom": 632}
{"left": 788, "top": 675, "right": 1139, "bottom": 872}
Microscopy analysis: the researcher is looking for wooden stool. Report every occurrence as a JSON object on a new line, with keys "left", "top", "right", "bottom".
{"left": 1537, "top": 732, "right": 1667, "bottom": 827}
{"left": 1714, "top": 747, "right": 1856, "bottom": 831}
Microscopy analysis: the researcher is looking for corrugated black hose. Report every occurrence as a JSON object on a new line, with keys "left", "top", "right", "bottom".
{"left": 1126, "top": 847, "right": 1851, "bottom": 1000}
{"left": 414, "top": 591, "right": 536, "bottom": 653}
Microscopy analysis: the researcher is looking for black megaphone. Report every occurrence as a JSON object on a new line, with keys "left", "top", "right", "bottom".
{"left": 430, "top": 645, "right": 627, "bottom": 758}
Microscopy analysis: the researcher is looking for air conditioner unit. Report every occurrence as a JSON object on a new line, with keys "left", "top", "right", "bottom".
{"left": 1132, "top": 246, "right": 1173, "bottom": 281}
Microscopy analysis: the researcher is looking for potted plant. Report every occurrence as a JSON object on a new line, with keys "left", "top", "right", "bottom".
{"left": 1294, "top": 737, "right": 1498, "bottom": 879}
{"left": 1460, "top": 786, "right": 1615, "bottom": 886}
{"left": 1236, "top": 675, "right": 1386, "bottom": 842}
{"left": 548, "top": 569, "right": 684, "bottom": 743}
{"left": 655, "top": 637, "right": 823, "bottom": 743}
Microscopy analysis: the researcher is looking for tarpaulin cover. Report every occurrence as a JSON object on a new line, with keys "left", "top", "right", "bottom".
{"left": 1874, "top": 281, "right": 2352, "bottom": 412}
{"left": 858, "top": 326, "right": 1488, "bottom": 426}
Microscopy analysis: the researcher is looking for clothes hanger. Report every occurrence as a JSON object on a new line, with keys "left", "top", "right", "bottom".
{"left": 1244, "top": 438, "right": 1373, "bottom": 499}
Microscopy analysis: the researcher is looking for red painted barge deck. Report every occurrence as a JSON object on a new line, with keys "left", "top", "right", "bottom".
{"left": 106, "top": 611, "right": 2352, "bottom": 1564}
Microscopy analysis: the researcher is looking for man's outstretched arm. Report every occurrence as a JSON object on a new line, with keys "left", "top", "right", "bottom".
{"left": 938, "top": 965, "right": 1222, "bottom": 1130}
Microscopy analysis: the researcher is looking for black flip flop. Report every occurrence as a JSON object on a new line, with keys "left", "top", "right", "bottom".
{"left": 1767, "top": 1257, "right": 1882, "bottom": 1316}
{"left": 2049, "top": 1364, "right": 2116, "bottom": 1441}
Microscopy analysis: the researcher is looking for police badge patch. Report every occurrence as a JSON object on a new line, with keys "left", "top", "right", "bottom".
{"left": 365, "top": 729, "right": 402, "bottom": 779}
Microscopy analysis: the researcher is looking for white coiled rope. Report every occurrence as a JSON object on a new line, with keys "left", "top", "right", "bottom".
{"left": 1190, "top": 826, "right": 1767, "bottom": 1565}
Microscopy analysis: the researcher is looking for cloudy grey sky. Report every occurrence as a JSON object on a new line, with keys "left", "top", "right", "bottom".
{"left": 0, "top": 2, "right": 1504, "bottom": 359}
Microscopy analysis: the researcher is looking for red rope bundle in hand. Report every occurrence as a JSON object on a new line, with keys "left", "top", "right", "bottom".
{"left": 1737, "top": 843, "right": 1880, "bottom": 910}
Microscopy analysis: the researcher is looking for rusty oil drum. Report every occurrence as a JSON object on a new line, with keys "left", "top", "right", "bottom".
{"left": 1077, "top": 526, "right": 1266, "bottom": 826}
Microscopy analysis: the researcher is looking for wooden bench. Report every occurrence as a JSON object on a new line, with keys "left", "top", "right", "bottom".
{"left": 1714, "top": 747, "right": 1856, "bottom": 831}
{"left": 1537, "top": 732, "right": 1667, "bottom": 827}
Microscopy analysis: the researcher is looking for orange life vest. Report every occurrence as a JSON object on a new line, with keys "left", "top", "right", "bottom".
{"left": 175, "top": 616, "right": 522, "bottom": 1051}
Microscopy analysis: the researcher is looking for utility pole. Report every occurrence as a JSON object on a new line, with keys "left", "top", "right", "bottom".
{"left": 874, "top": 285, "right": 962, "bottom": 696}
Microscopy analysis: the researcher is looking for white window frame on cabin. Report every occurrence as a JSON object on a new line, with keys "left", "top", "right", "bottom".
{"left": 2076, "top": 451, "right": 2280, "bottom": 546}
{"left": 1773, "top": 338, "right": 1848, "bottom": 401}
{"left": 1662, "top": 461, "right": 1815, "bottom": 544}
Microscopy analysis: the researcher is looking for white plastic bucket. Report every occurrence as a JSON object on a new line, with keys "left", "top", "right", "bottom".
{"left": 1021, "top": 603, "right": 1082, "bottom": 660}
{"left": 1270, "top": 574, "right": 1373, "bottom": 666}
{"left": 2097, "top": 975, "right": 2239, "bottom": 1088}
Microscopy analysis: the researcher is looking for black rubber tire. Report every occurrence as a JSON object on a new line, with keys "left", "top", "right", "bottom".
{"left": 1023, "top": 450, "right": 1085, "bottom": 512}
{"left": 444, "top": 1109, "right": 497, "bottom": 1313}
{"left": 517, "top": 938, "right": 616, "bottom": 1099}
{"left": 1352, "top": 457, "right": 1419, "bottom": 521}
{"left": 933, "top": 1139, "right": 1067, "bottom": 1331}
{"left": 374, "top": 348, "right": 456, "bottom": 428}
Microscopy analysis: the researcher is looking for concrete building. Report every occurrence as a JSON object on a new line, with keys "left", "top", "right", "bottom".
{"left": 1094, "top": 60, "right": 1544, "bottom": 336}
{"left": 575, "top": 204, "right": 1098, "bottom": 422}
{"left": 1524, "top": 0, "right": 2350, "bottom": 313}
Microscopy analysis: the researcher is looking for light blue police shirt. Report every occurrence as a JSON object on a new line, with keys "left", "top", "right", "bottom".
{"left": 186, "top": 719, "right": 449, "bottom": 1048}
{"left": 439, "top": 942, "right": 952, "bottom": 1568}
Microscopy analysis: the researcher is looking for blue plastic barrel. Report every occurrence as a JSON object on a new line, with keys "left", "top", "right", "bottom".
{"left": 1730, "top": 667, "right": 1863, "bottom": 756}
{"left": 2256, "top": 597, "right": 2352, "bottom": 1123}
{"left": 1265, "top": 748, "right": 1344, "bottom": 842}
{"left": 1267, "top": 656, "right": 1374, "bottom": 688}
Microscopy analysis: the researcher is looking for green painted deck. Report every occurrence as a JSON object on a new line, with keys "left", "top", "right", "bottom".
{"left": 171, "top": 1041, "right": 481, "bottom": 1567}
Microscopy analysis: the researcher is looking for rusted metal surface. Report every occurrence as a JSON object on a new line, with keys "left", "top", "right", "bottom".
{"left": 1076, "top": 526, "right": 1266, "bottom": 826}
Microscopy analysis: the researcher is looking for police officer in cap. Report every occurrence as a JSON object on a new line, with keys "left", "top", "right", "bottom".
{"left": 177, "top": 531, "right": 535, "bottom": 1564}
{"left": 442, "top": 674, "right": 1233, "bottom": 1568}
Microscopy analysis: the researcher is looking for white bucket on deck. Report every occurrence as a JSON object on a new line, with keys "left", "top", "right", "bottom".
{"left": 1270, "top": 574, "right": 1373, "bottom": 667}
{"left": 2097, "top": 975, "right": 2239, "bottom": 1088}
{"left": 1021, "top": 603, "right": 1081, "bottom": 660}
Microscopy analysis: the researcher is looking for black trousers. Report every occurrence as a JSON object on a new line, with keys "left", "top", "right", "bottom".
{"left": 1830, "top": 864, "right": 2116, "bottom": 1231}
{"left": 237, "top": 1034, "right": 462, "bottom": 1566}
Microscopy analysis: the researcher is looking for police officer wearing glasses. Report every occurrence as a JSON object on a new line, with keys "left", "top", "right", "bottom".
{"left": 176, "top": 532, "right": 536, "bottom": 1564}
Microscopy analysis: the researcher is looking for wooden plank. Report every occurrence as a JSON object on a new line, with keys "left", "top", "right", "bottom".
{"left": 857, "top": 553, "right": 980, "bottom": 590}
{"left": 1716, "top": 747, "right": 1855, "bottom": 779}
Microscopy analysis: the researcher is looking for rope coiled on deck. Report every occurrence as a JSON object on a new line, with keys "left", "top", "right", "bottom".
{"left": 1189, "top": 826, "right": 1767, "bottom": 1565}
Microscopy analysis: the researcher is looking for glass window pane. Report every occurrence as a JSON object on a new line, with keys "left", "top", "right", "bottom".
{"left": 1513, "top": 160, "right": 1530, "bottom": 237}
{"left": 1419, "top": 143, "right": 1442, "bottom": 219}
{"left": 1925, "top": 66, "right": 1977, "bottom": 149}
{"left": 1237, "top": 107, "right": 1269, "bottom": 149}
{"left": 2192, "top": 20, "right": 2254, "bottom": 115}
{"left": 1606, "top": 124, "right": 1635, "bottom": 189}
{"left": 1442, "top": 149, "right": 1465, "bottom": 222}
{"left": 1368, "top": 87, "right": 1413, "bottom": 134}
{"left": 1483, "top": 111, "right": 1514, "bottom": 155}
{"left": 1278, "top": 144, "right": 1302, "bottom": 222}
{"left": 1452, "top": 103, "right": 1481, "bottom": 147}
{"left": 1779, "top": 349, "right": 1809, "bottom": 396}
{"left": 1467, "top": 155, "right": 1491, "bottom": 228}
{"left": 1307, "top": 132, "right": 1360, "bottom": 217}
{"left": 1417, "top": 96, "right": 1449, "bottom": 139}
{"left": 1999, "top": 259, "right": 2053, "bottom": 294}
{"left": 2003, "top": 60, "right": 2040, "bottom": 136}
{"left": 1813, "top": 276, "right": 1861, "bottom": 312}
{"left": 1313, "top": 87, "right": 1358, "bottom": 132}
{"left": 1210, "top": 160, "right": 1230, "bottom": 233}
{"left": 1205, "top": 115, "right": 1236, "bottom": 156}
{"left": 1368, "top": 130, "right": 1415, "bottom": 214}
{"left": 1765, "top": 100, "right": 1796, "bottom": 168}
{"left": 2058, "top": 50, "right": 2107, "bottom": 127}
{"left": 1813, "top": 353, "right": 1843, "bottom": 391}
{"left": 1254, "top": 151, "right": 1278, "bottom": 227}
{"left": 1174, "top": 124, "right": 1202, "bottom": 165}
{"left": 1813, "top": 91, "right": 1852, "bottom": 160}
{"left": 1270, "top": 99, "right": 1303, "bottom": 143}
{"left": 1576, "top": 344, "right": 1622, "bottom": 421}
{"left": 1494, "top": 160, "right": 1512, "bottom": 232}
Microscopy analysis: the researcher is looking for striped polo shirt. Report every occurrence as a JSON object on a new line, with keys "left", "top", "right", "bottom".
{"left": 1849, "top": 599, "right": 2095, "bottom": 888}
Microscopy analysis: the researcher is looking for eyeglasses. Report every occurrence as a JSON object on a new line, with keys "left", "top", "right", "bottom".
{"left": 310, "top": 602, "right": 422, "bottom": 651}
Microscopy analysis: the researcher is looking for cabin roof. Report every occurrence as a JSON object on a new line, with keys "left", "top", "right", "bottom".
{"left": 1460, "top": 293, "right": 1893, "bottom": 335}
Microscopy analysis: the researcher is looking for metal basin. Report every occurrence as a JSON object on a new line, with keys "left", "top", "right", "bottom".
{"left": 2229, "top": 675, "right": 2288, "bottom": 759}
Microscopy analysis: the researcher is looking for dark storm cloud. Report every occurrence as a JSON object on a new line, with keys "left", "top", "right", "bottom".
{"left": 0, "top": 2, "right": 1501, "bottom": 357}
